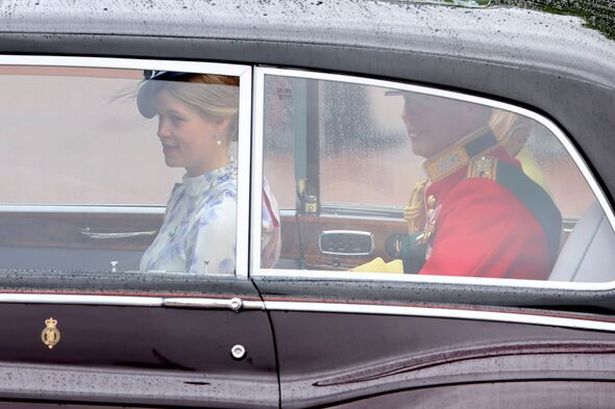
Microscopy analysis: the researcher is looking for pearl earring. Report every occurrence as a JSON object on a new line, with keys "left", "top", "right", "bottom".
{"left": 215, "top": 135, "right": 222, "bottom": 146}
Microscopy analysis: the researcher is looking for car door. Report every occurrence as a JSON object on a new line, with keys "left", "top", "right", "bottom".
{"left": 0, "top": 56, "right": 278, "bottom": 408}
{"left": 251, "top": 67, "right": 615, "bottom": 407}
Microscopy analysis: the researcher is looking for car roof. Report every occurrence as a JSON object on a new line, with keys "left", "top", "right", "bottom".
{"left": 1, "top": 0, "right": 615, "bottom": 199}
{"left": 2, "top": 0, "right": 614, "bottom": 84}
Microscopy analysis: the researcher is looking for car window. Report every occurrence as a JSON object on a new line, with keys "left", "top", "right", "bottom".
{"left": 259, "top": 69, "right": 615, "bottom": 283}
{"left": 0, "top": 62, "right": 248, "bottom": 276}
{"left": 0, "top": 66, "right": 180, "bottom": 205}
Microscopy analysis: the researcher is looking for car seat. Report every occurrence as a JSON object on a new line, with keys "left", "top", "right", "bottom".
{"left": 549, "top": 201, "right": 615, "bottom": 282}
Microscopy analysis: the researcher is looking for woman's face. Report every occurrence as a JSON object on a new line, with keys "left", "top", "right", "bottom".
{"left": 155, "top": 89, "right": 227, "bottom": 176}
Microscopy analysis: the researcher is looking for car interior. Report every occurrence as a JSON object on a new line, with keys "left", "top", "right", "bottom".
{"left": 1, "top": 67, "right": 614, "bottom": 284}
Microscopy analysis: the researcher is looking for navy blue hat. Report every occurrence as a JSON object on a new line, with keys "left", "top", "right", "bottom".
{"left": 137, "top": 71, "right": 193, "bottom": 118}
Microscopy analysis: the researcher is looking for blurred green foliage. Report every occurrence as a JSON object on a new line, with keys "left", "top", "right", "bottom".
{"left": 494, "top": 0, "right": 615, "bottom": 40}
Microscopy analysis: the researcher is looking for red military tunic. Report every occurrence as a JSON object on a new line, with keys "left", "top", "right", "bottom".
{"left": 418, "top": 149, "right": 553, "bottom": 280}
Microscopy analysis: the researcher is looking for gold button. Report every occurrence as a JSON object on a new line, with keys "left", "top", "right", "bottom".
{"left": 427, "top": 194, "right": 436, "bottom": 209}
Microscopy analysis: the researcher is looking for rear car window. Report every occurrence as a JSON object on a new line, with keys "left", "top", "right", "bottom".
{"left": 259, "top": 70, "right": 615, "bottom": 283}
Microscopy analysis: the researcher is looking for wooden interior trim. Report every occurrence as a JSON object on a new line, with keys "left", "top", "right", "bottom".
{"left": 0, "top": 212, "right": 163, "bottom": 251}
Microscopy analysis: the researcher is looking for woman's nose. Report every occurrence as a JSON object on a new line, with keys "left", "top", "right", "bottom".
{"left": 157, "top": 118, "right": 171, "bottom": 139}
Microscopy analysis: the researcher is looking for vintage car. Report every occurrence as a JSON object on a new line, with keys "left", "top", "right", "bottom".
{"left": 0, "top": 0, "right": 614, "bottom": 407}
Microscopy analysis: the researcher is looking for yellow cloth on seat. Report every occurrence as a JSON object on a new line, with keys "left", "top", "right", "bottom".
{"left": 352, "top": 257, "right": 404, "bottom": 274}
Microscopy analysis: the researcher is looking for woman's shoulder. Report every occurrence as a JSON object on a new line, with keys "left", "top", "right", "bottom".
{"left": 209, "top": 172, "right": 238, "bottom": 200}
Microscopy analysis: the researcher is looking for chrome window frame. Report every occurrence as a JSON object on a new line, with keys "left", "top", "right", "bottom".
{"left": 0, "top": 55, "right": 252, "bottom": 279}
{"left": 251, "top": 66, "right": 615, "bottom": 291}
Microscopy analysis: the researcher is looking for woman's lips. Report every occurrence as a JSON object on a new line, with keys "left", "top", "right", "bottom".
{"left": 409, "top": 130, "right": 429, "bottom": 140}
{"left": 408, "top": 132, "right": 421, "bottom": 141}
{"left": 162, "top": 145, "right": 179, "bottom": 155}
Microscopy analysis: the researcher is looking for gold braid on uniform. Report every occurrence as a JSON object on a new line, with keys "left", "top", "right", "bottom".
{"left": 489, "top": 110, "right": 531, "bottom": 157}
{"left": 467, "top": 155, "right": 498, "bottom": 180}
{"left": 404, "top": 180, "right": 428, "bottom": 234}
{"left": 405, "top": 113, "right": 530, "bottom": 235}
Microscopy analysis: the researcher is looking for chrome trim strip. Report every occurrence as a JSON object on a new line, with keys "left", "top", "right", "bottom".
{"left": 0, "top": 293, "right": 163, "bottom": 306}
{"left": 252, "top": 66, "right": 615, "bottom": 290}
{"left": 0, "top": 293, "right": 611, "bottom": 331}
{"left": 234, "top": 66, "right": 253, "bottom": 280}
{"left": 265, "top": 300, "right": 615, "bottom": 332}
{"left": 163, "top": 297, "right": 265, "bottom": 310}
{"left": 0, "top": 205, "right": 166, "bottom": 214}
{"left": 0, "top": 293, "right": 265, "bottom": 310}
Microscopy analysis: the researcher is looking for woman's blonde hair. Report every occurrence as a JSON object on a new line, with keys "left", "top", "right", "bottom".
{"left": 162, "top": 74, "right": 240, "bottom": 142}
{"left": 138, "top": 73, "right": 240, "bottom": 142}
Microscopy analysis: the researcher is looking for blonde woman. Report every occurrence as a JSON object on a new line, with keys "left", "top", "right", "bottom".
{"left": 137, "top": 71, "right": 279, "bottom": 274}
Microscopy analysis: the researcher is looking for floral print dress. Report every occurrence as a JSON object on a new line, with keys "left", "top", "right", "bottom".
{"left": 140, "top": 161, "right": 238, "bottom": 274}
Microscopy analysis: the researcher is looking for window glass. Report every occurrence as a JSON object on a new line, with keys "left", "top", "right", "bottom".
{"left": 262, "top": 73, "right": 615, "bottom": 282}
{"left": 0, "top": 66, "right": 182, "bottom": 205}
{"left": 0, "top": 65, "right": 241, "bottom": 275}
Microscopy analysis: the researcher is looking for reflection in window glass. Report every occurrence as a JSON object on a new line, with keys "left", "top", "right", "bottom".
{"left": 0, "top": 66, "right": 243, "bottom": 275}
{"left": 262, "top": 74, "right": 615, "bottom": 282}
{"left": 263, "top": 76, "right": 298, "bottom": 209}
{"left": 0, "top": 67, "right": 179, "bottom": 205}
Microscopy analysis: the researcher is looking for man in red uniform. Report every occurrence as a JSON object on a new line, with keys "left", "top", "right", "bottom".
{"left": 398, "top": 92, "right": 561, "bottom": 280}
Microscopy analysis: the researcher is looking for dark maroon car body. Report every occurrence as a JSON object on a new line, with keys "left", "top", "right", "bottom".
{"left": 0, "top": 1, "right": 615, "bottom": 408}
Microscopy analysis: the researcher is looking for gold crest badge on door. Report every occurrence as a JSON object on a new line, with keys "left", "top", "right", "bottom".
{"left": 41, "top": 317, "right": 61, "bottom": 349}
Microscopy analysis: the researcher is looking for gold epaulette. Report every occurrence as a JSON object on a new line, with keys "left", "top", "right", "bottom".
{"left": 423, "top": 126, "right": 491, "bottom": 182}
{"left": 404, "top": 179, "right": 428, "bottom": 234}
{"left": 467, "top": 156, "right": 498, "bottom": 180}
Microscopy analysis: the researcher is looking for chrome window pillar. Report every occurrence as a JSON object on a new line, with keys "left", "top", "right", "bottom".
{"left": 250, "top": 66, "right": 266, "bottom": 274}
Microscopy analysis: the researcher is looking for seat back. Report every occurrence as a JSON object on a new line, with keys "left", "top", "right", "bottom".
{"left": 550, "top": 201, "right": 615, "bottom": 282}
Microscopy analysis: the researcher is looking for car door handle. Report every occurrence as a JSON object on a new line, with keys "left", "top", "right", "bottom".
{"left": 80, "top": 227, "right": 158, "bottom": 239}
{"left": 163, "top": 297, "right": 265, "bottom": 311}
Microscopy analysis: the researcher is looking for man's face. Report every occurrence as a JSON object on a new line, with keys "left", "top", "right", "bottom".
{"left": 401, "top": 93, "right": 490, "bottom": 158}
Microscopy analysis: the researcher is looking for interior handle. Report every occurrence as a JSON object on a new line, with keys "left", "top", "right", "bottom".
{"left": 80, "top": 227, "right": 157, "bottom": 239}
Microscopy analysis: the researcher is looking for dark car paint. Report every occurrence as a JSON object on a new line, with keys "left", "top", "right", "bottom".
{"left": 1, "top": 1, "right": 615, "bottom": 408}
{"left": 254, "top": 277, "right": 615, "bottom": 406}
{"left": 269, "top": 311, "right": 615, "bottom": 407}
{"left": 0, "top": 276, "right": 279, "bottom": 408}
{"left": 0, "top": 304, "right": 277, "bottom": 407}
